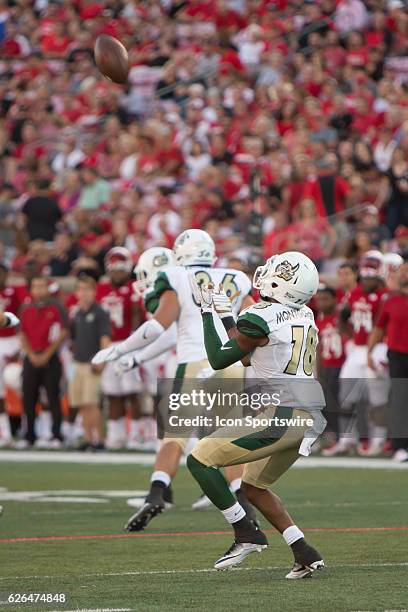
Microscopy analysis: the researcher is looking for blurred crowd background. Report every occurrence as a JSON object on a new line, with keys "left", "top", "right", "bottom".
{"left": 0, "top": 0, "right": 407, "bottom": 456}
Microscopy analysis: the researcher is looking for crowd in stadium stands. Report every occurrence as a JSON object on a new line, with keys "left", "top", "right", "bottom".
{"left": 0, "top": 0, "right": 407, "bottom": 456}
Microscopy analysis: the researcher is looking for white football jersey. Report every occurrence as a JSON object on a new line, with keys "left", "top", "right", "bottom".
{"left": 154, "top": 265, "right": 252, "bottom": 363}
{"left": 237, "top": 301, "right": 325, "bottom": 410}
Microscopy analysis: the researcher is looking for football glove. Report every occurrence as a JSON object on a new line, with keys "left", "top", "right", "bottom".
{"left": 91, "top": 344, "right": 122, "bottom": 365}
{"left": 114, "top": 355, "right": 138, "bottom": 377}
{"left": 3, "top": 312, "right": 20, "bottom": 328}
{"left": 212, "top": 284, "right": 240, "bottom": 319}
{"left": 188, "top": 271, "right": 214, "bottom": 314}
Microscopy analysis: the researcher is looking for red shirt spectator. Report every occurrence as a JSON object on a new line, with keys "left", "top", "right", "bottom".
{"left": 376, "top": 293, "right": 408, "bottom": 354}
{"left": 303, "top": 167, "right": 350, "bottom": 217}
{"left": 317, "top": 312, "right": 346, "bottom": 368}
{"left": 347, "top": 285, "right": 388, "bottom": 346}
{"left": 286, "top": 199, "right": 337, "bottom": 263}
{"left": 97, "top": 280, "right": 138, "bottom": 342}
{"left": 20, "top": 298, "right": 67, "bottom": 352}
{"left": 263, "top": 211, "right": 290, "bottom": 259}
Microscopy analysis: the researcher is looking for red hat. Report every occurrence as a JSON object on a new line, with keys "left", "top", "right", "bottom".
{"left": 78, "top": 232, "right": 99, "bottom": 248}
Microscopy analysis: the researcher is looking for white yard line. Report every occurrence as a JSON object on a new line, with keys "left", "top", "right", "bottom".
{"left": 48, "top": 609, "right": 132, "bottom": 612}
{"left": 0, "top": 451, "right": 156, "bottom": 465}
{"left": 0, "top": 607, "right": 132, "bottom": 612}
{"left": 0, "top": 451, "right": 407, "bottom": 470}
{"left": 0, "top": 562, "right": 407, "bottom": 582}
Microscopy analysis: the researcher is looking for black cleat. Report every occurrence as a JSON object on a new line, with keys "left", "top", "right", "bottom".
{"left": 286, "top": 540, "right": 325, "bottom": 579}
{"left": 214, "top": 528, "right": 268, "bottom": 570}
{"left": 163, "top": 484, "right": 174, "bottom": 507}
{"left": 125, "top": 500, "right": 164, "bottom": 532}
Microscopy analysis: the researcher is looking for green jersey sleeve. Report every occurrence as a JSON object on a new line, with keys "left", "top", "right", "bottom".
{"left": 144, "top": 290, "right": 160, "bottom": 315}
{"left": 237, "top": 311, "right": 270, "bottom": 339}
{"left": 153, "top": 271, "right": 175, "bottom": 298}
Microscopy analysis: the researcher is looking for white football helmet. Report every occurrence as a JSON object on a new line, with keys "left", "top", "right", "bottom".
{"left": 133, "top": 247, "right": 174, "bottom": 296}
{"left": 173, "top": 229, "right": 216, "bottom": 267}
{"left": 383, "top": 252, "right": 403, "bottom": 275}
{"left": 253, "top": 252, "right": 319, "bottom": 309}
{"left": 359, "top": 250, "right": 384, "bottom": 279}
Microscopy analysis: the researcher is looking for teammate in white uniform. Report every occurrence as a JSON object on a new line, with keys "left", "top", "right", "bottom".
{"left": 116, "top": 247, "right": 177, "bottom": 452}
{"left": 0, "top": 309, "right": 20, "bottom": 446}
{"left": 92, "top": 229, "right": 254, "bottom": 530}
{"left": 187, "top": 252, "right": 326, "bottom": 579}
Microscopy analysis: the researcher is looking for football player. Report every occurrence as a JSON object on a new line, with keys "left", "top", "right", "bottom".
{"left": 315, "top": 285, "right": 346, "bottom": 444}
{"left": 117, "top": 246, "right": 178, "bottom": 453}
{"left": 186, "top": 251, "right": 326, "bottom": 578}
{"left": 97, "top": 247, "right": 144, "bottom": 449}
{"left": 326, "top": 251, "right": 389, "bottom": 456}
{"left": 93, "top": 229, "right": 256, "bottom": 529}
{"left": 0, "top": 264, "right": 23, "bottom": 447}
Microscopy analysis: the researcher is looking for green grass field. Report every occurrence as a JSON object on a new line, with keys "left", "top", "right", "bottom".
{"left": 1, "top": 459, "right": 408, "bottom": 612}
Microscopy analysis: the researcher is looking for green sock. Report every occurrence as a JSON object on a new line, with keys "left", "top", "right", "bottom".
{"left": 187, "top": 454, "right": 236, "bottom": 510}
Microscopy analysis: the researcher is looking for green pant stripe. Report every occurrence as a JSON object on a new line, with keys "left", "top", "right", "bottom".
{"left": 187, "top": 454, "right": 236, "bottom": 511}
{"left": 231, "top": 406, "right": 294, "bottom": 451}
{"left": 172, "top": 363, "right": 187, "bottom": 395}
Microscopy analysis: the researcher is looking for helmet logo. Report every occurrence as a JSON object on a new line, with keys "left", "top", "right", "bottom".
{"left": 275, "top": 261, "right": 300, "bottom": 282}
{"left": 153, "top": 254, "right": 169, "bottom": 267}
{"left": 177, "top": 232, "right": 189, "bottom": 245}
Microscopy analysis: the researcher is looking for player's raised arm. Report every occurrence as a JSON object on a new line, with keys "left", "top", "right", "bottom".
{"left": 211, "top": 284, "right": 252, "bottom": 366}
{"left": 189, "top": 273, "right": 266, "bottom": 370}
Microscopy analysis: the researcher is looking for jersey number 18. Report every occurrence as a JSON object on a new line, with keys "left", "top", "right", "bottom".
{"left": 284, "top": 325, "right": 317, "bottom": 376}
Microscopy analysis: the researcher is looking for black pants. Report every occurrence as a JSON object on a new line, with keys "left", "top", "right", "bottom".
{"left": 388, "top": 350, "right": 408, "bottom": 451}
{"left": 22, "top": 354, "right": 62, "bottom": 443}
{"left": 319, "top": 366, "right": 341, "bottom": 436}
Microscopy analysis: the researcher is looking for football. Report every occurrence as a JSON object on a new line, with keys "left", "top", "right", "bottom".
{"left": 94, "top": 34, "right": 129, "bottom": 84}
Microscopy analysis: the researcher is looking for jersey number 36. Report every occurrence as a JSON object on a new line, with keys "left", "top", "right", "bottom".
{"left": 192, "top": 271, "right": 238, "bottom": 306}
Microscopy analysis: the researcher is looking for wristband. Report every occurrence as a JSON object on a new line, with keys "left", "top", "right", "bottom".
{"left": 221, "top": 316, "right": 236, "bottom": 331}
{"left": 201, "top": 305, "right": 213, "bottom": 315}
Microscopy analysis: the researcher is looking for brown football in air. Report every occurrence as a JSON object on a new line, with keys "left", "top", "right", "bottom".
{"left": 94, "top": 34, "right": 129, "bottom": 84}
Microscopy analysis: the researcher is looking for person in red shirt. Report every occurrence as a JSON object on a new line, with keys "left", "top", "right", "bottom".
{"left": 0, "top": 264, "right": 24, "bottom": 447}
{"left": 302, "top": 155, "right": 350, "bottom": 218}
{"left": 18, "top": 277, "right": 68, "bottom": 448}
{"left": 41, "top": 22, "right": 71, "bottom": 57}
{"left": 97, "top": 248, "right": 143, "bottom": 449}
{"left": 326, "top": 251, "right": 389, "bottom": 456}
{"left": 335, "top": 260, "right": 359, "bottom": 307}
{"left": 368, "top": 259, "right": 408, "bottom": 460}
{"left": 263, "top": 210, "right": 290, "bottom": 259}
{"left": 286, "top": 199, "right": 337, "bottom": 268}
{"left": 316, "top": 285, "right": 346, "bottom": 441}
